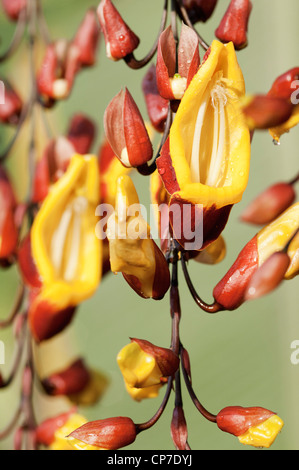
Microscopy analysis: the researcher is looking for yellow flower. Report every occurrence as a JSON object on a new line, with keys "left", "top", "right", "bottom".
{"left": 106, "top": 175, "right": 170, "bottom": 299}
{"left": 117, "top": 339, "right": 179, "bottom": 401}
{"left": 157, "top": 40, "right": 251, "bottom": 250}
{"left": 117, "top": 341, "right": 163, "bottom": 389}
{"left": 31, "top": 154, "right": 102, "bottom": 313}
{"left": 238, "top": 415, "right": 284, "bottom": 449}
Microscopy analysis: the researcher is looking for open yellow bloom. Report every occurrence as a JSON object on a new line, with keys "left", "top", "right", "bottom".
{"left": 31, "top": 154, "right": 102, "bottom": 312}
{"left": 238, "top": 415, "right": 284, "bottom": 449}
{"left": 157, "top": 40, "right": 251, "bottom": 250}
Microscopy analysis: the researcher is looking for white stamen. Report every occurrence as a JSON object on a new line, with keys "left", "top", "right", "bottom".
{"left": 190, "top": 88, "right": 210, "bottom": 183}
{"left": 63, "top": 210, "right": 81, "bottom": 282}
{"left": 51, "top": 206, "right": 73, "bottom": 274}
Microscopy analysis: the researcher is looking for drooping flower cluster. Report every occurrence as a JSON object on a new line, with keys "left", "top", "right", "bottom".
{"left": 0, "top": 0, "right": 298, "bottom": 452}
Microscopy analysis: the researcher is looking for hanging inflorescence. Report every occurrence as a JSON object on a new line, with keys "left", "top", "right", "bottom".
{"left": 0, "top": 0, "right": 298, "bottom": 451}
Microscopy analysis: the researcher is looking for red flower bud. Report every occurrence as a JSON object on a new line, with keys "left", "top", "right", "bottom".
{"left": 37, "top": 42, "right": 81, "bottom": 101}
{"left": 217, "top": 406, "right": 275, "bottom": 437}
{"left": 68, "top": 417, "right": 137, "bottom": 450}
{"left": 0, "top": 167, "right": 18, "bottom": 264}
{"left": 104, "top": 87, "right": 153, "bottom": 168}
{"left": 182, "top": 0, "right": 218, "bottom": 24}
{"left": 142, "top": 64, "right": 169, "bottom": 133}
{"left": 42, "top": 359, "right": 91, "bottom": 397}
{"left": 156, "top": 25, "right": 200, "bottom": 101}
{"left": 171, "top": 406, "right": 189, "bottom": 450}
{"left": 1, "top": 0, "right": 26, "bottom": 21}
{"left": 215, "top": 0, "right": 252, "bottom": 50}
{"left": 28, "top": 289, "right": 76, "bottom": 343}
{"left": 268, "top": 67, "right": 299, "bottom": 102}
{"left": 241, "top": 95, "right": 294, "bottom": 130}
{"left": 213, "top": 236, "right": 258, "bottom": 310}
{"left": 66, "top": 114, "right": 96, "bottom": 155}
{"left": 73, "top": 9, "right": 100, "bottom": 67}
{"left": 130, "top": 338, "right": 180, "bottom": 378}
{"left": 241, "top": 182, "right": 296, "bottom": 225}
{"left": 245, "top": 251, "right": 291, "bottom": 301}
{"left": 36, "top": 410, "right": 75, "bottom": 447}
{"left": 97, "top": 0, "right": 140, "bottom": 61}
{"left": 0, "top": 79, "right": 22, "bottom": 125}
{"left": 18, "top": 233, "right": 42, "bottom": 289}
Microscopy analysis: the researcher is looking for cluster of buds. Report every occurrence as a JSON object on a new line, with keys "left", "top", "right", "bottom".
{"left": 37, "top": 9, "right": 100, "bottom": 104}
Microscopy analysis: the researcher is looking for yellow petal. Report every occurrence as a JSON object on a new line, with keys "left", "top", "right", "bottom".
{"left": 31, "top": 154, "right": 102, "bottom": 310}
{"left": 269, "top": 104, "right": 299, "bottom": 144}
{"left": 117, "top": 342, "right": 162, "bottom": 389}
{"left": 238, "top": 415, "right": 284, "bottom": 449}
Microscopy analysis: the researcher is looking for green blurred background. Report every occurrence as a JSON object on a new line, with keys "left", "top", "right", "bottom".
{"left": 0, "top": 0, "right": 298, "bottom": 450}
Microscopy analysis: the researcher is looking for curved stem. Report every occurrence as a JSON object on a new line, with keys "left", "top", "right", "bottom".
{"left": 0, "top": 314, "right": 27, "bottom": 389}
{"left": 180, "top": 345, "right": 217, "bottom": 423}
{"left": 124, "top": 0, "right": 168, "bottom": 70}
{"left": 289, "top": 171, "right": 299, "bottom": 186}
{"left": 135, "top": 377, "right": 173, "bottom": 433}
{"left": 181, "top": 254, "right": 223, "bottom": 314}
{"left": 0, "top": 284, "right": 25, "bottom": 329}
{"left": 137, "top": 103, "right": 173, "bottom": 176}
{"left": 175, "top": 0, "right": 210, "bottom": 51}
{"left": 0, "top": 9, "right": 27, "bottom": 63}
{"left": 36, "top": 0, "right": 51, "bottom": 45}
{"left": 0, "top": 406, "right": 22, "bottom": 440}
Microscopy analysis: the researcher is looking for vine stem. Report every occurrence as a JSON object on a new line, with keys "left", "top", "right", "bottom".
{"left": 124, "top": 0, "right": 169, "bottom": 70}
{"left": 0, "top": 8, "right": 27, "bottom": 63}
{"left": 175, "top": 0, "right": 210, "bottom": 51}
{"left": 181, "top": 253, "right": 223, "bottom": 314}
{"left": 180, "top": 343, "right": 217, "bottom": 423}
{"left": 289, "top": 171, "right": 299, "bottom": 186}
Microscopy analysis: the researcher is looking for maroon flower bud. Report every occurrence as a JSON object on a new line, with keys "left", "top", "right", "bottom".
{"left": 171, "top": 406, "right": 189, "bottom": 450}
{"left": 130, "top": 338, "right": 180, "bottom": 379}
{"left": 241, "top": 95, "right": 294, "bottom": 131}
{"left": 73, "top": 9, "right": 100, "bottom": 67}
{"left": 182, "top": 0, "right": 218, "bottom": 24}
{"left": 245, "top": 251, "right": 291, "bottom": 301}
{"left": 0, "top": 79, "right": 22, "bottom": 125}
{"left": 268, "top": 67, "right": 299, "bottom": 102}
{"left": 0, "top": 167, "right": 18, "bottom": 264}
{"left": 1, "top": 0, "right": 26, "bottom": 21}
{"left": 241, "top": 182, "right": 296, "bottom": 225}
{"left": 104, "top": 87, "right": 153, "bottom": 168}
{"left": 28, "top": 289, "right": 77, "bottom": 343}
{"left": 68, "top": 417, "right": 137, "bottom": 450}
{"left": 215, "top": 0, "right": 252, "bottom": 50}
{"left": 156, "top": 25, "right": 200, "bottom": 101}
{"left": 42, "top": 359, "right": 91, "bottom": 396}
{"left": 37, "top": 42, "right": 81, "bottom": 101}
{"left": 97, "top": 0, "right": 140, "bottom": 61}
{"left": 66, "top": 114, "right": 96, "bottom": 155}
{"left": 142, "top": 64, "right": 169, "bottom": 133}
